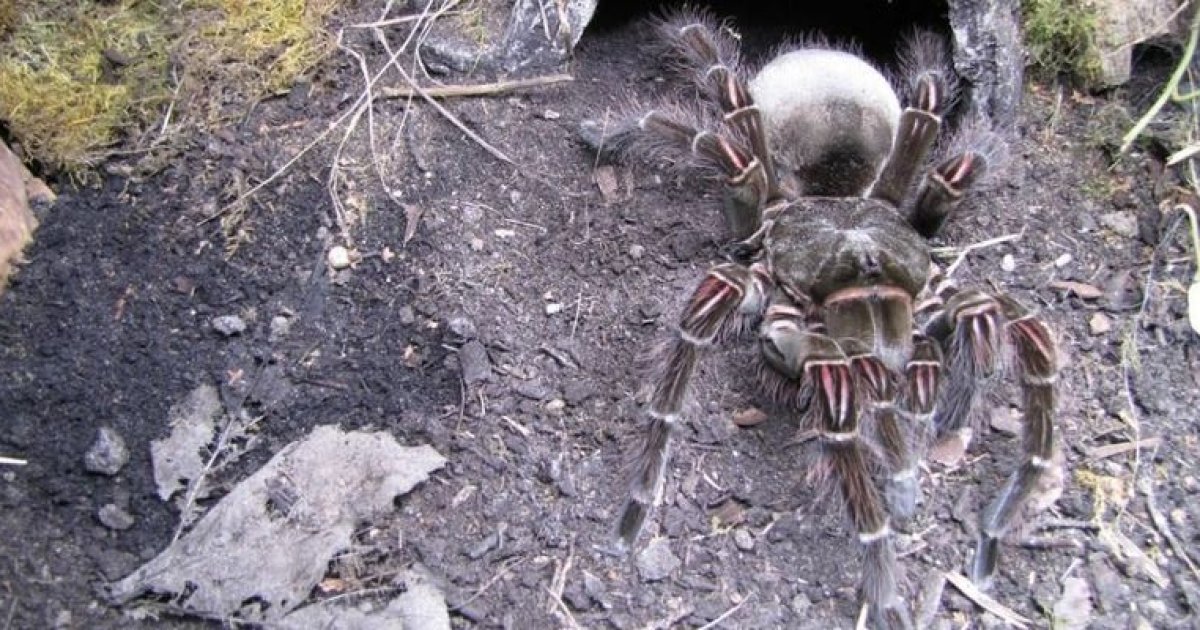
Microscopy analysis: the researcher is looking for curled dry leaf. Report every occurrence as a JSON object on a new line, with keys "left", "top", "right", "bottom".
{"left": 1048, "top": 280, "right": 1103, "bottom": 300}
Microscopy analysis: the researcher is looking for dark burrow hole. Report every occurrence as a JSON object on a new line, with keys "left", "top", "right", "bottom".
{"left": 587, "top": 0, "right": 952, "bottom": 65}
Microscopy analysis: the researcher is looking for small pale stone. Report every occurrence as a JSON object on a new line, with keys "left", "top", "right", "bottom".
{"left": 327, "top": 245, "right": 351, "bottom": 270}
{"left": 636, "top": 539, "right": 681, "bottom": 582}
{"left": 545, "top": 399, "right": 566, "bottom": 415}
{"left": 542, "top": 109, "right": 561, "bottom": 120}
{"left": 1054, "top": 253, "right": 1072, "bottom": 268}
{"left": 1100, "top": 211, "right": 1138, "bottom": 238}
{"left": 732, "top": 528, "right": 754, "bottom": 551}
{"left": 469, "top": 237, "right": 485, "bottom": 251}
{"left": 84, "top": 427, "right": 130, "bottom": 476}
{"left": 494, "top": 228, "right": 516, "bottom": 239}
{"left": 545, "top": 303, "right": 564, "bottom": 315}
{"left": 269, "top": 315, "right": 292, "bottom": 342}
{"left": 1089, "top": 312, "right": 1113, "bottom": 335}
{"left": 989, "top": 408, "right": 1022, "bottom": 436}
{"left": 1001, "top": 254, "right": 1016, "bottom": 272}
{"left": 98, "top": 504, "right": 135, "bottom": 530}
{"left": 628, "top": 244, "right": 645, "bottom": 260}
{"left": 1170, "top": 508, "right": 1187, "bottom": 527}
{"left": 211, "top": 315, "right": 246, "bottom": 336}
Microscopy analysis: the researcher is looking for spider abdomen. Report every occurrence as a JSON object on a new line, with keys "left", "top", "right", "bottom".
{"left": 749, "top": 50, "right": 900, "bottom": 197}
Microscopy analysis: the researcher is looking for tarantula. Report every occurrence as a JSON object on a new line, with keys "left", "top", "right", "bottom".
{"left": 605, "top": 12, "right": 1060, "bottom": 628}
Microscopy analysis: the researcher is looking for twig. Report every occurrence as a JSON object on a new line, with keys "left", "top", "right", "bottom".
{"left": 391, "top": 62, "right": 515, "bottom": 164}
{"left": 0, "top": 456, "right": 27, "bottom": 466}
{"left": 1120, "top": 1, "right": 1200, "bottom": 154}
{"left": 696, "top": 593, "right": 756, "bottom": 630}
{"left": 347, "top": 11, "right": 463, "bottom": 29}
{"left": 1085, "top": 437, "right": 1162, "bottom": 460}
{"left": 943, "top": 572, "right": 1030, "bottom": 628}
{"left": 1143, "top": 480, "right": 1200, "bottom": 580}
{"left": 932, "top": 230, "right": 1024, "bottom": 278}
{"left": 380, "top": 73, "right": 574, "bottom": 99}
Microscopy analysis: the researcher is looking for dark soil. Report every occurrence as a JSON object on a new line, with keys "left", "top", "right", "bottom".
{"left": 3, "top": 8, "right": 1200, "bottom": 630}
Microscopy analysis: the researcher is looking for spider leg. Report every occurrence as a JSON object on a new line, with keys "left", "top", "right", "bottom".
{"left": 924, "top": 290, "right": 1059, "bottom": 587}
{"left": 760, "top": 309, "right": 912, "bottom": 629}
{"left": 869, "top": 32, "right": 953, "bottom": 208}
{"left": 908, "top": 119, "right": 1005, "bottom": 237}
{"left": 618, "top": 263, "right": 768, "bottom": 545}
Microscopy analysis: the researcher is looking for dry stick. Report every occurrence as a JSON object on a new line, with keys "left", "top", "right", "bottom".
{"left": 1085, "top": 436, "right": 1162, "bottom": 460}
{"left": 943, "top": 572, "right": 1030, "bottom": 628}
{"left": 932, "top": 230, "right": 1024, "bottom": 278}
{"left": 1143, "top": 480, "right": 1200, "bottom": 580}
{"left": 379, "top": 73, "right": 574, "bottom": 100}
{"left": 0, "top": 456, "right": 26, "bottom": 466}
{"left": 1120, "top": 1, "right": 1200, "bottom": 154}
{"left": 391, "top": 61, "right": 516, "bottom": 164}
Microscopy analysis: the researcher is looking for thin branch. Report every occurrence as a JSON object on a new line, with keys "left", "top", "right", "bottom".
{"left": 391, "top": 62, "right": 514, "bottom": 164}
{"left": 379, "top": 73, "right": 574, "bottom": 100}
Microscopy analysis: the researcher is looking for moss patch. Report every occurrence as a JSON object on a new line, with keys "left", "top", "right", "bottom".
{"left": 1022, "top": 0, "right": 1104, "bottom": 83}
{"left": 0, "top": 0, "right": 342, "bottom": 173}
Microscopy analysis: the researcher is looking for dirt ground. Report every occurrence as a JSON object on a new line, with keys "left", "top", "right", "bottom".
{"left": 2, "top": 4, "right": 1200, "bottom": 629}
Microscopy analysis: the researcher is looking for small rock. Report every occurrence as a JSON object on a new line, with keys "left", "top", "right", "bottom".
{"left": 1089, "top": 312, "right": 1113, "bottom": 335}
{"left": 636, "top": 539, "right": 681, "bottom": 582}
{"left": 327, "top": 245, "right": 351, "bottom": 270}
{"left": 1100, "top": 211, "right": 1139, "bottom": 238}
{"left": 1170, "top": 508, "right": 1187, "bottom": 527}
{"left": 732, "top": 528, "right": 754, "bottom": 551}
{"left": 98, "top": 503, "right": 135, "bottom": 530}
{"left": 1054, "top": 253, "right": 1072, "bottom": 268}
{"left": 398, "top": 304, "right": 416, "bottom": 325}
{"left": 583, "top": 572, "right": 609, "bottom": 608}
{"left": 459, "top": 340, "right": 493, "bottom": 385}
{"left": 791, "top": 592, "right": 812, "bottom": 615}
{"left": 53, "top": 610, "right": 71, "bottom": 629}
{"left": 545, "top": 303, "right": 564, "bottom": 315}
{"left": 732, "top": 407, "right": 769, "bottom": 427}
{"left": 269, "top": 315, "right": 292, "bottom": 342}
{"left": 989, "top": 408, "right": 1022, "bottom": 436}
{"left": 628, "top": 244, "right": 645, "bottom": 260}
{"left": 542, "top": 109, "right": 561, "bottom": 120}
{"left": 469, "top": 237, "right": 485, "bottom": 251}
{"left": 562, "top": 380, "right": 597, "bottom": 406}
{"left": 494, "top": 228, "right": 516, "bottom": 239}
{"left": 514, "top": 379, "right": 551, "bottom": 400}
{"left": 1001, "top": 253, "right": 1016, "bottom": 272}
{"left": 84, "top": 427, "right": 129, "bottom": 475}
{"left": 447, "top": 316, "right": 477, "bottom": 342}
{"left": 211, "top": 315, "right": 246, "bottom": 336}
{"left": 545, "top": 398, "right": 566, "bottom": 415}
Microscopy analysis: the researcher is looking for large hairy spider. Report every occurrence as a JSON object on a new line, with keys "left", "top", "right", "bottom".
{"left": 605, "top": 11, "right": 1059, "bottom": 628}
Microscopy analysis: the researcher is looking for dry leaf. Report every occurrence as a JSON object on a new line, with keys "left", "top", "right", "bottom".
{"left": 1052, "top": 576, "right": 1093, "bottom": 629}
{"left": 593, "top": 165, "right": 620, "bottom": 204}
{"left": 1048, "top": 280, "right": 1103, "bottom": 300}
{"left": 403, "top": 204, "right": 423, "bottom": 246}
{"left": 1188, "top": 280, "right": 1200, "bottom": 334}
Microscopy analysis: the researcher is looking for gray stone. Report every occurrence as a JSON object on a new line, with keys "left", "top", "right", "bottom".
{"left": 268, "top": 315, "right": 292, "bottom": 342}
{"left": 732, "top": 528, "right": 755, "bottom": 551}
{"left": 1093, "top": 0, "right": 1184, "bottom": 87}
{"left": 211, "top": 315, "right": 246, "bottom": 336}
{"left": 1101, "top": 211, "right": 1139, "bottom": 238}
{"left": 947, "top": 0, "right": 1024, "bottom": 125}
{"left": 98, "top": 503, "right": 136, "bottom": 530}
{"left": 636, "top": 539, "right": 680, "bottom": 582}
{"left": 84, "top": 427, "right": 129, "bottom": 476}
{"left": 446, "top": 316, "right": 477, "bottom": 342}
{"left": 459, "top": 340, "right": 492, "bottom": 385}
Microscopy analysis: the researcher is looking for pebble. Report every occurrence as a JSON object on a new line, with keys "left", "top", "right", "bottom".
{"left": 1089, "top": 312, "right": 1113, "bottom": 335}
{"left": 732, "top": 528, "right": 754, "bottom": 551}
{"left": 447, "top": 316, "right": 477, "bottom": 341}
{"left": 1054, "top": 253, "right": 1072, "bottom": 268}
{"left": 790, "top": 592, "right": 812, "bottom": 615}
{"left": 1100, "top": 211, "right": 1139, "bottom": 238}
{"left": 211, "top": 315, "right": 246, "bottom": 336}
{"left": 84, "top": 427, "right": 129, "bottom": 476}
{"left": 1001, "top": 253, "right": 1015, "bottom": 272}
{"left": 636, "top": 539, "right": 681, "bottom": 582}
{"left": 98, "top": 503, "right": 135, "bottom": 530}
{"left": 545, "top": 398, "right": 566, "bottom": 415}
{"left": 469, "top": 237, "right": 485, "bottom": 251}
{"left": 542, "top": 109, "right": 561, "bottom": 120}
{"left": 628, "top": 244, "right": 645, "bottom": 260}
{"left": 459, "top": 340, "right": 493, "bottom": 385}
{"left": 545, "top": 303, "right": 564, "bottom": 315}
{"left": 327, "top": 245, "right": 351, "bottom": 269}
{"left": 269, "top": 315, "right": 292, "bottom": 342}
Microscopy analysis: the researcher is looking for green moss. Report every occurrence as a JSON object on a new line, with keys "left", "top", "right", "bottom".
{"left": 0, "top": 1, "right": 170, "bottom": 171}
{"left": 1022, "top": 0, "right": 1104, "bottom": 83}
{"left": 0, "top": 0, "right": 343, "bottom": 173}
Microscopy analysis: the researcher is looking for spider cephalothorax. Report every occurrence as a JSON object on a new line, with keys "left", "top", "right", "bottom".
{"left": 607, "top": 11, "right": 1060, "bottom": 629}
